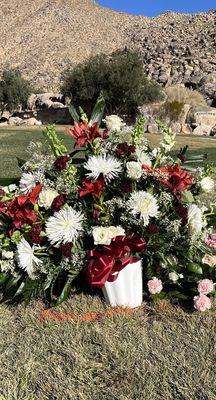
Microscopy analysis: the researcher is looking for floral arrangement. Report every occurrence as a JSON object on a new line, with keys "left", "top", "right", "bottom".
{"left": 0, "top": 97, "right": 215, "bottom": 310}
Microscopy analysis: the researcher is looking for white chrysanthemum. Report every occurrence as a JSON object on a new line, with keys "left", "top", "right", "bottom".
{"left": 46, "top": 206, "right": 84, "bottom": 246}
{"left": 200, "top": 177, "right": 215, "bottom": 193}
{"left": 188, "top": 204, "right": 203, "bottom": 236}
{"left": 16, "top": 238, "right": 42, "bottom": 277}
{"left": 105, "top": 115, "right": 125, "bottom": 132}
{"left": 136, "top": 149, "right": 152, "bottom": 166}
{"left": 19, "top": 172, "right": 37, "bottom": 194}
{"left": 84, "top": 155, "right": 122, "bottom": 181}
{"left": 127, "top": 191, "right": 159, "bottom": 226}
{"left": 38, "top": 189, "right": 58, "bottom": 210}
{"left": 126, "top": 162, "right": 143, "bottom": 180}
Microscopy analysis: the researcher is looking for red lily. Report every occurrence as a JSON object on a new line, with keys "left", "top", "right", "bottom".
{"left": 79, "top": 179, "right": 104, "bottom": 198}
{"left": 0, "top": 184, "right": 42, "bottom": 231}
{"left": 67, "top": 121, "right": 107, "bottom": 148}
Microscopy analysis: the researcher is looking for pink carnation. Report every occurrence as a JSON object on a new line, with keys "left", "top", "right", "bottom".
{"left": 205, "top": 233, "right": 216, "bottom": 250}
{"left": 198, "top": 279, "right": 214, "bottom": 295}
{"left": 147, "top": 277, "right": 163, "bottom": 294}
{"left": 194, "top": 294, "right": 212, "bottom": 312}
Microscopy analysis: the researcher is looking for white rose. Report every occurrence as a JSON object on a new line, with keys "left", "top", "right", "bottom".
{"left": 126, "top": 161, "right": 143, "bottom": 180}
{"left": 108, "top": 226, "right": 125, "bottom": 239}
{"left": 38, "top": 189, "right": 58, "bottom": 210}
{"left": 188, "top": 204, "right": 203, "bottom": 236}
{"left": 169, "top": 272, "right": 180, "bottom": 282}
{"left": 92, "top": 227, "right": 112, "bottom": 245}
{"left": 2, "top": 250, "right": 14, "bottom": 260}
{"left": 200, "top": 177, "right": 215, "bottom": 193}
{"left": 105, "top": 115, "right": 124, "bottom": 132}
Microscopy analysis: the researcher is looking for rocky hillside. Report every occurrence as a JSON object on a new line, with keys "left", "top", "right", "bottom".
{"left": 0, "top": 0, "right": 215, "bottom": 102}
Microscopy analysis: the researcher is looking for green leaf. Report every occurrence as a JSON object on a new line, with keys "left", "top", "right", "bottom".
{"left": 5, "top": 274, "right": 22, "bottom": 292}
{"left": 52, "top": 276, "right": 73, "bottom": 307}
{"left": 89, "top": 93, "right": 105, "bottom": 126}
{"left": 69, "top": 149, "right": 85, "bottom": 158}
{"left": 181, "top": 190, "right": 194, "bottom": 204}
{"left": 67, "top": 101, "right": 80, "bottom": 123}
{"left": 16, "top": 157, "right": 26, "bottom": 168}
{"left": 0, "top": 177, "right": 19, "bottom": 186}
{"left": 0, "top": 273, "right": 9, "bottom": 286}
{"left": 187, "top": 263, "right": 203, "bottom": 275}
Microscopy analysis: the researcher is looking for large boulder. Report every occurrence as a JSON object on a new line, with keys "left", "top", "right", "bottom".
{"left": 193, "top": 124, "right": 212, "bottom": 136}
{"left": 21, "top": 118, "right": 42, "bottom": 126}
{"left": 28, "top": 93, "right": 65, "bottom": 110}
{"left": 199, "top": 73, "right": 216, "bottom": 106}
{"left": 187, "top": 106, "right": 216, "bottom": 128}
{"left": 8, "top": 117, "right": 23, "bottom": 126}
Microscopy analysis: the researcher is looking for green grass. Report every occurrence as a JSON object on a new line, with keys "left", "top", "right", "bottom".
{"left": 0, "top": 126, "right": 216, "bottom": 178}
{"left": 0, "top": 126, "right": 216, "bottom": 400}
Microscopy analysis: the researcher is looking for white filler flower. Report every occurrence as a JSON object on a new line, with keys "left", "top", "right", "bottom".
{"left": 16, "top": 238, "right": 42, "bottom": 277}
{"left": 200, "top": 177, "right": 215, "bottom": 193}
{"left": 19, "top": 172, "right": 37, "bottom": 194}
{"left": 38, "top": 189, "right": 59, "bottom": 210}
{"left": 46, "top": 206, "right": 84, "bottom": 246}
{"left": 127, "top": 191, "right": 159, "bottom": 226}
{"left": 84, "top": 155, "right": 122, "bottom": 181}
{"left": 105, "top": 115, "right": 124, "bottom": 132}
{"left": 188, "top": 204, "right": 203, "bottom": 236}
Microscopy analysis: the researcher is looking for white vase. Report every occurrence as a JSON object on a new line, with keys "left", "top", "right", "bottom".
{"left": 102, "top": 260, "right": 142, "bottom": 308}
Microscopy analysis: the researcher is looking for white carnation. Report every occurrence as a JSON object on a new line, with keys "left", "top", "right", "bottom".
{"left": 200, "top": 177, "right": 215, "bottom": 193}
{"left": 126, "top": 162, "right": 143, "bottom": 180}
{"left": 19, "top": 172, "right": 37, "bottom": 194}
{"left": 188, "top": 204, "right": 203, "bottom": 236}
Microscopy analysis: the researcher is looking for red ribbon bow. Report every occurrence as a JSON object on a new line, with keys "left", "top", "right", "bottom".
{"left": 86, "top": 233, "right": 146, "bottom": 288}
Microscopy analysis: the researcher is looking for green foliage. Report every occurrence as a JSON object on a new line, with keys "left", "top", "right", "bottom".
{"left": 0, "top": 68, "right": 32, "bottom": 113}
{"left": 61, "top": 49, "right": 163, "bottom": 117}
{"left": 43, "top": 125, "right": 68, "bottom": 157}
{"left": 160, "top": 100, "right": 184, "bottom": 122}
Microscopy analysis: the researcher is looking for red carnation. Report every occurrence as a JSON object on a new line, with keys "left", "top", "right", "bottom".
{"left": 29, "top": 224, "right": 44, "bottom": 244}
{"left": 51, "top": 194, "right": 67, "bottom": 212}
{"left": 79, "top": 179, "right": 104, "bottom": 198}
{"left": 54, "top": 156, "right": 70, "bottom": 171}
{"left": 60, "top": 242, "right": 73, "bottom": 258}
{"left": 116, "top": 143, "right": 136, "bottom": 157}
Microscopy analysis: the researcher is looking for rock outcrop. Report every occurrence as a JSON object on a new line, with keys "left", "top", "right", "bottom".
{"left": 0, "top": 0, "right": 215, "bottom": 104}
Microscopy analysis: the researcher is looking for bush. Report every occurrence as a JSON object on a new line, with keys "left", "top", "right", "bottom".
{"left": 159, "top": 100, "right": 184, "bottom": 122}
{"left": 61, "top": 49, "right": 164, "bottom": 117}
{"left": 0, "top": 68, "right": 32, "bottom": 113}
{"left": 165, "top": 85, "right": 206, "bottom": 107}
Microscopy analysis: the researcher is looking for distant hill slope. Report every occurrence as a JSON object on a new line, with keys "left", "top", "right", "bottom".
{"left": 0, "top": 0, "right": 215, "bottom": 94}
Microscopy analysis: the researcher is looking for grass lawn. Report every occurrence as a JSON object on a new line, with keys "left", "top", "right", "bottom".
{"left": 0, "top": 126, "right": 216, "bottom": 400}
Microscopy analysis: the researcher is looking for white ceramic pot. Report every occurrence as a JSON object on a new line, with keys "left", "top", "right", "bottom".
{"left": 102, "top": 260, "right": 142, "bottom": 308}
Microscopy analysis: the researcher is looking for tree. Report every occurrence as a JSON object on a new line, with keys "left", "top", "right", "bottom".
{"left": 0, "top": 68, "right": 32, "bottom": 114}
{"left": 61, "top": 49, "right": 163, "bottom": 118}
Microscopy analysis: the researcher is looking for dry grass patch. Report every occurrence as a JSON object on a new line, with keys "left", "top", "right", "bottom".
{"left": 0, "top": 296, "right": 216, "bottom": 400}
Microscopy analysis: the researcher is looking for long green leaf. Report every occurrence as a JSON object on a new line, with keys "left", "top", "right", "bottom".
{"left": 52, "top": 276, "right": 73, "bottom": 307}
{"left": 67, "top": 101, "right": 80, "bottom": 123}
{"left": 89, "top": 93, "right": 105, "bottom": 126}
{"left": 0, "top": 177, "right": 19, "bottom": 186}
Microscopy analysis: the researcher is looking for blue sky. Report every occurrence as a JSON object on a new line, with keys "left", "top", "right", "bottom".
{"left": 98, "top": 0, "right": 215, "bottom": 16}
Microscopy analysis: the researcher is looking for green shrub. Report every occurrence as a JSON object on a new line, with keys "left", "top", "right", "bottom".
{"left": 0, "top": 68, "right": 32, "bottom": 113}
{"left": 159, "top": 100, "right": 184, "bottom": 122}
{"left": 61, "top": 49, "right": 164, "bottom": 117}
